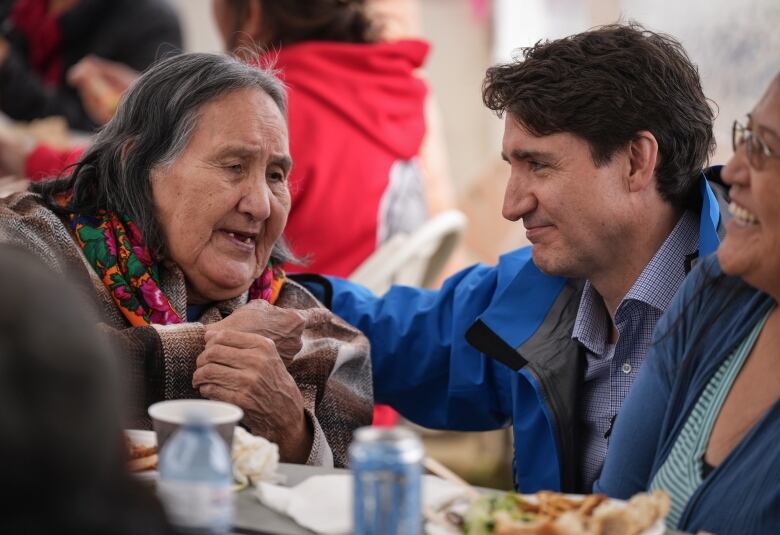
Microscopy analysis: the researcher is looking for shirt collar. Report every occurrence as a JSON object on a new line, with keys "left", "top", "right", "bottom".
{"left": 572, "top": 280, "right": 609, "bottom": 355}
{"left": 572, "top": 210, "right": 699, "bottom": 354}
{"left": 622, "top": 210, "right": 699, "bottom": 312}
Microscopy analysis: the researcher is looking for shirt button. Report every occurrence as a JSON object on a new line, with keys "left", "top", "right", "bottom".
{"left": 622, "top": 363, "right": 632, "bottom": 374}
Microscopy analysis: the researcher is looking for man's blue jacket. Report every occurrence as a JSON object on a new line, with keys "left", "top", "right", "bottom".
{"left": 296, "top": 172, "right": 726, "bottom": 492}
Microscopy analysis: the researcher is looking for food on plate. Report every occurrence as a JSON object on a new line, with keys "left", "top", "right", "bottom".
{"left": 126, "top": 437, "right": 158, "bottom": 472}
{"left": 231, "top": 426, "right": 282, "bottom": 485}
{"left": 459, "top": 490, "right": 670, "bottom": 535}
{"left": 123, "top": 427, "right": 282, "bottom": 483}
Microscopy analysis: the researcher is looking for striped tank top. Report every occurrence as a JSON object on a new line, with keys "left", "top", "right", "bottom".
{"left": 649, "top": 309, "right": 771, "bottom": 528}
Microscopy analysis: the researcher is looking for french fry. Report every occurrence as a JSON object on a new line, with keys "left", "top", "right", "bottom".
{"left": 461, "top": 489, "right": 669, "bottom": 535}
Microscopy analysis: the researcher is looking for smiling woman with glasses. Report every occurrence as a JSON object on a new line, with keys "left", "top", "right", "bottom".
{"left": 595, "top": 72, "right": 780, "bottom": 535}
{"left": 732, "top": 116, "right": 780, "bottom": 170}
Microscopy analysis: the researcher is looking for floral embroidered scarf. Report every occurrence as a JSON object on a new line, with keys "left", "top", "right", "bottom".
{"left": 59, "top": 199, "right": 285, "bottom": 327}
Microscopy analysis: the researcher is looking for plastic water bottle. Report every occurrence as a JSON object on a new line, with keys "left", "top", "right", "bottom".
{"left": 157, "top": 414, "right": 234, "bottom": 534}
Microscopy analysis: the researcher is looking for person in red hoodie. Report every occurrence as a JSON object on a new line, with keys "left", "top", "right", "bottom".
{"left": 212, "top": 0, "right": 431, "bottom": 278}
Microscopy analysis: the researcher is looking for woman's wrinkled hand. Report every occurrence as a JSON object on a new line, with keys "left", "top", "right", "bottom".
{"left": 204, "top": 300, "right": 330, "bottom": 365}
{"left": 193, "top": 329, "right": 313, "bottom": 463}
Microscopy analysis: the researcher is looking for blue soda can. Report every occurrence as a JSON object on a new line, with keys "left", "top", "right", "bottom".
{"left": 349, "top": 426, "right": 424, "bottom": 535}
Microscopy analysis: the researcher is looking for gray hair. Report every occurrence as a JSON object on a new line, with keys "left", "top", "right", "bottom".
{"left": 35, "top": 52, "right": 296, "bottom": 264}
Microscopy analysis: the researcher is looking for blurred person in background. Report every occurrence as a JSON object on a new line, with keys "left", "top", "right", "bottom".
{"left": 0, "top": 52, "right": 372, "bottom": 467}
{"left": 297, "top": 23, "right": 728, "bottom": 492}
{"left": 595, "top": 74, "right": 780, "bottom": 535}
{"left": 0, "top": 0, "right": 181, "bottom": 130}
{"left": 0, "top": 244, "right": 176, "bottom": 534}
{"left": 0, "top": 0, "right": 181, "bottom": 179}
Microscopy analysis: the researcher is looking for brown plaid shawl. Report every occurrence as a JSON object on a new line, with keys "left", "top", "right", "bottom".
{"left": 0, "top": 192, "right": 373, "bottom": 467}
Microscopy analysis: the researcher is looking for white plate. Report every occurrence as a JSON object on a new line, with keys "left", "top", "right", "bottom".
{"left": 125, "top": 429, "right": 256, "bottom": 492}
{"left": 426, "top": 520, "right": 664, "bottom": 535}
{"left": 426, "top": 493, "right": 666, "bottom": 535}
{"left": 125, "top": 429, "right": 158, "bottom": 483}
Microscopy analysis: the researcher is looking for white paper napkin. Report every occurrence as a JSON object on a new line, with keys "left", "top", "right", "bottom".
{"left": 255, "top": 474, "right": 469, "bottom": 535}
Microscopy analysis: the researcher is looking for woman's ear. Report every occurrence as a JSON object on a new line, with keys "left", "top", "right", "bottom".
{"left": 240, "top": 0, "right": 265, "bottom": 42}
{"left": 627, "top": 130, "right": 659, "bottom": 193}
{"left": 230, "top": 0, "right": 268, "bottom": 58}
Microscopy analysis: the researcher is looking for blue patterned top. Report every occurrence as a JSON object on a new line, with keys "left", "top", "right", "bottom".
{"left": 650, "top": 309, "right": 770, "bottom": 527}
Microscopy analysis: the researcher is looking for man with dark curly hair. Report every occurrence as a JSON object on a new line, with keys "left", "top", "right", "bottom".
{"left": 299, "top": 23, "right": 728, "bottom": 492}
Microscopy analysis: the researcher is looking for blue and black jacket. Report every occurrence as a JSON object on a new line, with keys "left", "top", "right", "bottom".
{"left": 296, "top": 171, "right": 727, "bottom": 492}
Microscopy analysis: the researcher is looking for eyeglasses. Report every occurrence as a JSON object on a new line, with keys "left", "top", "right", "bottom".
{"left": 732, "top": 119, "right": 780, "bottom": 170}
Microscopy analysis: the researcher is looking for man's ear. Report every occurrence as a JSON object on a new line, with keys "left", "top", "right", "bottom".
{"left": 626, "top": 130, "right": 659, "bottom": 193}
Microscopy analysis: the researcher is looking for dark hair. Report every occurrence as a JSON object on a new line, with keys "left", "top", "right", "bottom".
{"left": 226, "top": 0, "right": 374, "bottom": 47}
{"left": 0, "top": 245, "right": 175, "bottom": 534}
{"left": 482, "top": 22, "right": 715, "bottom": 211}
{"left": 32, "top": 52, "right": 296, "bottom": 264}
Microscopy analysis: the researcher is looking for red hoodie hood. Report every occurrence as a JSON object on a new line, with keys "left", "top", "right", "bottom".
{"left": 263, "top": 39, "right": 429, "bottom": 159}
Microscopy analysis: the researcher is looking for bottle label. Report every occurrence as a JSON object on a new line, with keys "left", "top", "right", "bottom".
{"left": 157, "top": 480, "right": 234, "bottom": 530}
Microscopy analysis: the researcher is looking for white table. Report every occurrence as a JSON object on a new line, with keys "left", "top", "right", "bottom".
{"left": 232, "top": 463, "right": 345, "bottom": 535}
{"left": 230, "top": 464, "right": 686, "bottom": 535}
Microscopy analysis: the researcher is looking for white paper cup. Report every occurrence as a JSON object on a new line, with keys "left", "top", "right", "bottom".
{"left": 148, "top": 399, "right": 243, "bottom": 450}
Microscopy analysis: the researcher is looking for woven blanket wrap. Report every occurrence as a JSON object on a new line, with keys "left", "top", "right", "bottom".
{"left": 0, "top": 192, "right": 373, "bottom": 467}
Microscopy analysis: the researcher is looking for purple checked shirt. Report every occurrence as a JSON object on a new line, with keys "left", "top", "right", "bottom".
{"left": 572, "top": 210, "right": 700, "bottom": 491}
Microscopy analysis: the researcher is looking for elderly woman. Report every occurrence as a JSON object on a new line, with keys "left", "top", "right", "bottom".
{"left": 594, "top": 74, "right": 780, "bottom": 534}
{"left": 0, "top": 52, "right": 372, "bottom": 467}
